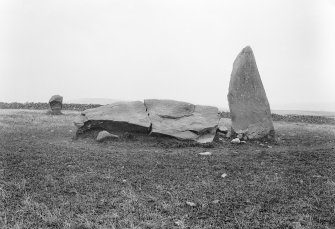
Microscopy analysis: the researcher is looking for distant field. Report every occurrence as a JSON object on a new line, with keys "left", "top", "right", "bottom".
{"left": 1, "top": 109, "right": 335, "bottom": 228}
{"left": 272, "top": 110, "right": 335, "bottom": 118}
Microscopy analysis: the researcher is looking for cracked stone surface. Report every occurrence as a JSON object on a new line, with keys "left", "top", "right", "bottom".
{"left": 227, "top": 46, "right": 274, "bottom": 139}
{"left": 76, "top": 101, "right": 151, "bottom": 134}
{"left": 144, "top": 99, "right": 220, "bottom": 143}
{"left": 75, "top": 99, "right": 220, "bottom": 143}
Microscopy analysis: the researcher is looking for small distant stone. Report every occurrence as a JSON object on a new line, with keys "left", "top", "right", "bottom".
{"left": 186, "top": 201, "right": 197, "bottom": 207}
{"left": 231, "top": 138, "right": 240, "bottom": 144}
{"left": 50, "top": 130, "right": 54, "bottom": 133}
{"left": 48, "top": 95, "right": 63, "bottom": 115}
{"left": 212, "top": 199, "right": 220, "bottom": 204}
{"left": 237, "top": 134, "right": 243, "bottom": 139}
{"left": 199, "top": 152, "right": 212, "bottom": 156}
{"left": 268, "top": 145, "right": 272, "bottom": 148}
{"left": 243, "top": 136, "right": 248, "bottom": 141}
{"left": 221, "top": 173, "right": 227, "bottom": 178}
{"left": 226, "top": 132, "right": 231, "bottom": 138}
{"left": 96, "top": 130, "right": 119, "bottom": 142}
{"left": 240, "top": 141, "right": 247, "bottom": 144}
{"left": 175, "top": 220, "right": 183, "bottom": 226}
{"left": 219, "top": 138, "right": 223, "bottom": 141}
{"left": 259, "top": 143, "right": 265, "bottom": 146}
{"left": 122, "top": 179, "right": 127, "bottom": 183}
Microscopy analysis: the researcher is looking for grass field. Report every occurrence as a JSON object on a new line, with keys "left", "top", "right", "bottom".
{"left": 1, "top": 109, "right": 335, "bottom": 228}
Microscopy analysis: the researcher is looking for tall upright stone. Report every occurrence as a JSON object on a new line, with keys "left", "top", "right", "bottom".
{"left": 227, "top": 46, "right": 274, "bottom": 139}
{"left": 48, "top": 95, "right": 63, "bottom": 115}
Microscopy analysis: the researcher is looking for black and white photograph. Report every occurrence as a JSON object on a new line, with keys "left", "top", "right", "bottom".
{"left": 1, "top": 0, "right": 335, "bottom": 228}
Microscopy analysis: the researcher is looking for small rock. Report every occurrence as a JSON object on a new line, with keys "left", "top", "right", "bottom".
{"left": 231, "top": 138, "right": 240, "bottom": 144}
{"left": 221, "top": 173, "right": 227, "bottom": 178}
{"left": 199, "top": 152, "right": 212, "bottom": 156}
{"left": 312, "top": 175, "right": 322, "bottom": 178}
{"left": 219, "top": 138, "right": 223, "bottom": 141}
{"left": 243, "top": 136, "right": 248, "bottom": 141}
{"left": 268, "top": 145, "right": 272, "bottom": 148}
{"left": 122, "top": 179, "right": 127, "bottom": 183}
{"left": 226, "top": 132, "right": 231, "bottom": 138}
{"left": 68, "top": 188, "right": 78, "bottom": 195}
{"left": 240, "top": 141, "right": 247, "bottom": 144}
{"left": 50, "top": 130, "right": 54, "bottom": 133}
{"left": 186, "top": 201, "right": 197, "bottom": 207}
{"left": 218, "top": 118, "right": 231, "bottom": 133}
{"left": 259, "top": 143, "right": 264, "bottom": 146}
{"left": 212, "top": 199, "right": 220, "bottom": 204}
{"left": 291, "top": 222, "right": 303, "bottom": 229}
{"left": 237, "top": 134, "right": 243, "bottom": 139}
{"left": 96, "top": 130, "right": 119, "bottom": 142}
{"left": 175, "top": 220, "right": 183, "bottom": 226}
{"left": 218, "top": 126, "right": 228, "bottom": 133}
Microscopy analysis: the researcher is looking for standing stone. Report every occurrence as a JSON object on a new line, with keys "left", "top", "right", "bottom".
{"left": 48, "top": 95, "right": 63, "bottom": 115}
{"left": 227, "top": 46, "right": 274, "bottom": 139}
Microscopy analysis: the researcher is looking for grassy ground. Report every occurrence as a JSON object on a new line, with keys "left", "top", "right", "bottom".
{"left": 1, "top": 109, "right": 335, "bottom": 229}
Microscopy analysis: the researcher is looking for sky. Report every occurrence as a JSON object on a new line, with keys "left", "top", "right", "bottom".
{"left": 0, "top": 0, "right": 334, "bottom": 111}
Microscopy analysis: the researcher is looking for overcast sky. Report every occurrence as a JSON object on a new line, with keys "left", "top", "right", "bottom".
{"left": 0, "top": 0, "right": 334, "bottom": 111}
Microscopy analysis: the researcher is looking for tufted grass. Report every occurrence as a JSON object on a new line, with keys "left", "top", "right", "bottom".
{"left": 0, "top": 109, "right": 335, "bottom": 228}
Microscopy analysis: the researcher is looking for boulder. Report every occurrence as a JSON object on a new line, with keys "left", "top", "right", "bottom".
{"left": 227, "top": 46, "right": 274, "bottom": 139}
{"left": 48, "top": 95, "right": 63, "bottom": 115}
{"left": 76, "top": 101, "right": 151, "bottom": 135}
{"left": 144, "top": 99, "right": 220, "bottom": 143}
